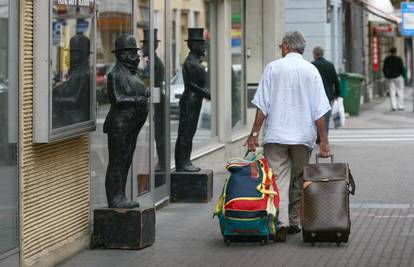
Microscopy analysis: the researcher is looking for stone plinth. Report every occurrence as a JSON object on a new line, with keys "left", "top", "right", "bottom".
{"left": 91, "top": 206, "right": 155, "bottom": 249}
{"left": 171, "top": 169, "right": 213, "bottom": 203}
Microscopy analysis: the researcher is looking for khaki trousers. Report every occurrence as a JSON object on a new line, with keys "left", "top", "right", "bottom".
{"left": 264, "top": 143, "right": 312, "bottom": 227}
{"left": 387, "top": 76, "right": 404, "bottom": 110}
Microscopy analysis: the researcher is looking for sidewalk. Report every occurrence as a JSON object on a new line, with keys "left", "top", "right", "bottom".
{"left": 59, "top": 92, "right": 414, "bottom": 267}
{"left": 341, "top": 87, "right": 414, "bottom": 129}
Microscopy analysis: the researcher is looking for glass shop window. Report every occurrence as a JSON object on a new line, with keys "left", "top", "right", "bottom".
{"left": 0, "top": 0, "right": 19, "bottom": 255}
{"left": 169, "top": 0, "right": 216, "bottom": 164}
{"left": 51, "top": 1, "right": 95, "bottom": 130}
{"left": 231, "top": 0, "right": 245, "bottom": 129}
{"left": 132, "top": 0, "right": 152, "bottom": 197}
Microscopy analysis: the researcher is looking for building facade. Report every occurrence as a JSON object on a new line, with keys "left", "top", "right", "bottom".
{"left": 284, "top": 0, "right": 344, "bottom": 71}
{"left": 0, "top": 0, "right": 284, "bottom": 266}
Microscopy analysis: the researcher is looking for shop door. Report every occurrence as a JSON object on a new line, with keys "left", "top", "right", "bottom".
{"left": 151, "top": 0, "right": 169, "bottom": 205}
{"left": 131, "top": 0, "right": 171, "bottom": 206}
{"left": 0, "top": 0, "right": 19, "bottom": 265}
{"left": 132, "top": 0, "right": 157, "bottom": 206}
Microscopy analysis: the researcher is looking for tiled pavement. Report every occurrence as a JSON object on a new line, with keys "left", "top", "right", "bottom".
{"left": 60, "top": 93, "right": 414, "bottom": 267}
{"left": 60, "top": 160, "right": 414, "bottom": 267}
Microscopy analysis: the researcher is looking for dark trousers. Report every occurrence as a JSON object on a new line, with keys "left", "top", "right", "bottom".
{"left": 175, "top": 100, "right": 202, "bottom": 169}
{"left": 105, "top": 118, "right": 146, "bottom": 206}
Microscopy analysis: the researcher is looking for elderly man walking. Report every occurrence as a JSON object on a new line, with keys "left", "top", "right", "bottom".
{"left": 246, "top": 31, "right": 331, "bottom": 241}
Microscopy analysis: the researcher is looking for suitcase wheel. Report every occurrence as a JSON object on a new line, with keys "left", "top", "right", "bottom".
{"left": 336, "top": 232, "right": 342, "bottom": 247}
{"left": 311, "top": 232, "right": 316, "bottom": 247}
{"left": 224, "top": 237, "right": 231, "bottom": 246}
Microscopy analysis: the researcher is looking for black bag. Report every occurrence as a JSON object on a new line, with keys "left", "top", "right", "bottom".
{"left": 301, "top": 155, "right": 355, "bottom": 246}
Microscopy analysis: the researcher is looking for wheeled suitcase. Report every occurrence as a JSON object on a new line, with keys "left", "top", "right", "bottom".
{"left": 214, "top": 152, "right": 281, "bottom": 245}
{"left": 301, "top": 155, "right": 355, "bottom": 246}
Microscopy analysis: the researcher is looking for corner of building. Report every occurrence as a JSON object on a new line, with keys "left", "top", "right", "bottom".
{"left": 19, "top": 1, "right": 92, "bottom": 266}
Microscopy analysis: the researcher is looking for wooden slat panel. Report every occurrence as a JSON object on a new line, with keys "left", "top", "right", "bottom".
{"left": 20, "top": 0, "right": 91, "bottom": 263}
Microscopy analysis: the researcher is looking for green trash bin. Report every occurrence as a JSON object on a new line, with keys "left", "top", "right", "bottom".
{"left": 338, "top": 73, "right": 364, "bottom": 116}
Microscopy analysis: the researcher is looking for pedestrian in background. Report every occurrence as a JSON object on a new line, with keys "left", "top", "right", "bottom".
{"left": 383, "top": 47, "right": 405, "bottom": 111}
{"left": 246, "top": 31, "right": 331, "bottom": 240}
{"left": 312, "top": 46, "right": 340, "bottom": 133}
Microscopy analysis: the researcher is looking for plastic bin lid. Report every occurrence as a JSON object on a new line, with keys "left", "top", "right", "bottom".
{"left": 338, "top": 72, "right": 364, "bottom": 80}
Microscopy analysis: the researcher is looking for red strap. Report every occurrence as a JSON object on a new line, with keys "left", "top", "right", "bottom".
{"left": 250, "top": 162, "right": 258, "bottom": 178}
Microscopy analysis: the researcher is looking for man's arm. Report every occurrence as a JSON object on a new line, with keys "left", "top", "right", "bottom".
{"left": 315, "top": 116, "right": 331, "bottom": 157}
{"left": 109, "top": 72, "right": 148, "bottom": 105}
{"left": 246, "top": 108, "right": 265, "bottom": 151}
{"left": 190, "top": 82, "right": 211, "bottom": 100}
{"left": 399, "top": 57, "right": 405, "bottom": 77}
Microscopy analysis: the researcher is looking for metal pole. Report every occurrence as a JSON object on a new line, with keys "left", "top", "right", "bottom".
{"left": 409, "top": 0, "right": 414, "bottom": 112}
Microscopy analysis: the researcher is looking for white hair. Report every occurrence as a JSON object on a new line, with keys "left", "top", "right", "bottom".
{"left": 282, "top": 31, "right": 306, "bottom": 54}
{"left": 313, "top": 46, "right": 324, "bottom": 57}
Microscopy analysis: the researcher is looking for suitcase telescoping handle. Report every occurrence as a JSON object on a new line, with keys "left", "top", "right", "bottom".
{"left": 315, "top": 154, "right": 334, "bottom": 164}
{"left": 315, "top": 154, "right": 356, "bottom": 195}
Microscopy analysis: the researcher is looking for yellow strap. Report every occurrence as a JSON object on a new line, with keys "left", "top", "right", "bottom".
{"left": 256, "top": 183, "right": 278, "bottom": 196}
{"left": 214, "top": 176, "right": 229, "bottom": 217}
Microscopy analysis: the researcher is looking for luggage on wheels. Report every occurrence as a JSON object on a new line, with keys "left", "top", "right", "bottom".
{"left": 214, "top": 152, "right": 281, "bottom": 245}
{"left": 301, "top": 155, "right": 355, "bottom": 246}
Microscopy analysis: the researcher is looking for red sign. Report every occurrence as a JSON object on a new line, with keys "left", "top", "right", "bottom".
{"left": 372, "top": 35, "right": 380, "bottom": 72}
{"left": 374, "top": 25, "right": 393, "bottom": 33}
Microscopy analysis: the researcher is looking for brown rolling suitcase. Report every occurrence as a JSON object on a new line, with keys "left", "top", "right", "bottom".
{"left": 301, "top": 155, "right": 355, "bottom": 246}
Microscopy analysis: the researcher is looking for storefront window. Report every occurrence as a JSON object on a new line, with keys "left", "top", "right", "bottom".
{"left": 169, "top": 0, "right": 216, "bottom": 164}
{"left": 51, "top": 1, "right": 95, "bottom": 130}
{"left": 91, "top": 0, "right": 133, "bottom": 208}
{"left": 152, "top": 1, "right": 168, "bottom": 193}
{"left": 231, "top": 0, "right": 245, "bottom": 128}
{"left": 132, "top": 0, "right": 152, "bottom": 198}
{"left": 0, "top": 0, "right": 18, "bottom": 255}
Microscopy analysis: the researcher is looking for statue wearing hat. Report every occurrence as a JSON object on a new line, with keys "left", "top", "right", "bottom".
{"left": 103, "top": 34, "right": 150, "bottom": 209}
{"left": 141, "top": 29, "right": 166, "bottom": 173}
{"left": 52, "top": 34, "right": 91, "bottom": 128}
{"left": 175, "top": 28, "right": 211, "bottom": 172}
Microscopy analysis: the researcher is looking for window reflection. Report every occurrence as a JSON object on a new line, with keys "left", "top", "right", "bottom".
{"left": 141, "top": 28, "right": 167, "bottom": 186}
{"left": 133, "top": 0, "right": 151, "bottom": 196}
{"left": 231, "top": 0, "right": 244, "bottom": 128}
{"left": 52, "top": 33, "right": 91, "bottom": 128}
{"left": 51, "top": 2, "right": 94, "bottom": 129}
{"left": 0, "top": 0, "right": 18, "bottom": 255}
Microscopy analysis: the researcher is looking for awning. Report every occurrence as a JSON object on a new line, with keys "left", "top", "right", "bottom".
{"left": 347, "top": 0, "right": 402, "bottom": 24}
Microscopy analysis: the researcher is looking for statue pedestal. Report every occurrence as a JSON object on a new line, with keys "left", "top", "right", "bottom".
{"left": 171, "top": 169, "right": 213, "bottom": 203}
{"left": 91, "top": 207, "right": 155, "bottom": 249}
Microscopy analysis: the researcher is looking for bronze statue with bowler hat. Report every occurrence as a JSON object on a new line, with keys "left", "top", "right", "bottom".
{"left": 103, "top": 34, "right": 150, "bottom": 209}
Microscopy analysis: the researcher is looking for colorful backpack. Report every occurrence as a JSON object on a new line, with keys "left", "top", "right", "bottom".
{"left": 214, "top": 153, "right": 280, "bottom": 245}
